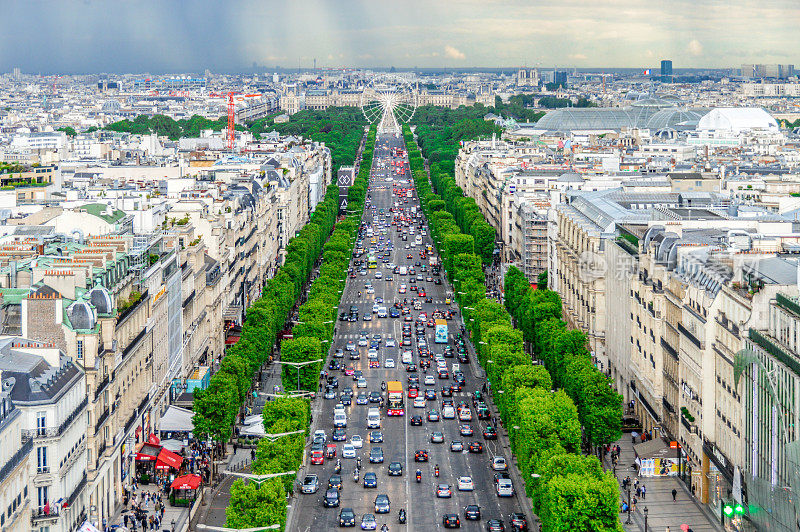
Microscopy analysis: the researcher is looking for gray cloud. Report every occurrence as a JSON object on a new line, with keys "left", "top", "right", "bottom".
{"left": 0, "top": 0, "right": 797, "bottom": 73}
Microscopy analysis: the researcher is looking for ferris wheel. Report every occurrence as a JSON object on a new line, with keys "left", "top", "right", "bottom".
{"left": 360, "top": 74, "right": 417, "bottom": 133}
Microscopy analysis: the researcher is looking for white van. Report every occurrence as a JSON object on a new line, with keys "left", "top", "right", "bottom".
{"left": 451, "top": 363, "right": 460, "bottom": 374}
{"left": 402, "top": 351, "right": 413, "bottom": 364}
{"left": 367, "top": 408, "right": 381, "bottom": 429}
{"left": 496, "top": 478, "right": 514, "bottom": 497}
{"left": 333, "top": 412, "right": 347, "bottom": 428}
{"left": 377, "top": 306, "right": 387, "bottom": 318}
{"left": 399, "top": 266, "right": 408, "bottom": 276}
{"left": 442, "top": 405, "right": 455, "bottom": 419}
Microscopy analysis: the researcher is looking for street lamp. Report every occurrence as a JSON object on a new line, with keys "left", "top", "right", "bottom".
{"left": 643, "top": 507, "right": 648, "bottom": 532}
{"left": 273, "top": 359, "right": 324, "bottom": 392}
{"left": 625, "top": 484, "right": 632, "bottom": 524}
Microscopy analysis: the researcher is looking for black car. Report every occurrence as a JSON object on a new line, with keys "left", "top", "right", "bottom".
{"left": 328, "top": 474, "right": 343, "bottom": 490}
{"left": 486, "top": 519, "right": 505, "bottom": 531}
{"left": 443, "top": 514, "right": 461, "bottom": 528}
{"left": 363, "top": 471, "right": 378, "bottom": 488}
{"left": 469, "top": 441, "right": 484, "bottom": 453}
{"left": 464, "top": 505, "right": 481, "bottom": 520}
{"left": 410, "top": 415, "right": 423, "bottom": 426}
{"left": 369, "top": 430, "right": 383, "bottom": 443}
{"left": 374, "top": 494, "right": 391, "bottom": 514}
{"left": 339, "top": 507, "right": 356, "bottom": 526}
{"left": 510, "top": 513, "right": 528, "bottom": 531}
{"left": 414, "top": 449, "right": 429, "bottom": 462}
{"left": 332, "top": 428, "right": 347, "bottom": 441}
{"left": 441, "top": 386, "right": 453, "bottom": 397}
{"left": 369, "top": 391, "right": 382, "bottom": 403}
{"left": 340, "top": 395, "right": 351, "bottom": 406}
{"left": 483, "top": 426, "right": 498, "bottom": 440}
{"left": 390, "top": 308, "right": 400, "bottom": 318}
{"left": 388, "top": 461, "right": 403, "bottom": 476}
{"left": 322, "top": 488, "right": 340, "bottom": 508}
{"left": 369, "top": 447, "right": 384, "bottom": 463}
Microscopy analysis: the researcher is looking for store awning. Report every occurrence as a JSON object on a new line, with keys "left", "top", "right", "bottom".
{"left": 240, "top": 421, "right": 265, "bottom": 437}
{"left": 159, "top": 405, "right": 195, "bottom": 433}
{"left": 135, "top": 442, "right": 162, "bottom": 461}
{"left": 156, "top": 448, "right": 183, "bottom": 470}
{"left": 171, "top": 474, "right": 202, "bottom": 490}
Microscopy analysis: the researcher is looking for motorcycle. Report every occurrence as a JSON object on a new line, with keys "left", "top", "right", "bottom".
{"left": 415, "top": 470, "right": 421, "bottom": 483}
{"left": 434, "top": 465, "right": 439, "bottom": 477}
{"left": 381, "top": 381, "right": 386, "bottom": 391}
{"left": 353, "top": 468, "right": 360, "bottom": 482}
{"left": 334, "top": 460, "right": 342, "bottom": 474}
{"left": 398, "top": 509, "right": 406, "bottom": 524}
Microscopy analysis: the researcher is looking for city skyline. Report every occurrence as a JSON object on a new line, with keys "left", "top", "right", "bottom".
{"left": 2, "top": 0, "right": 798, "bottom": 73}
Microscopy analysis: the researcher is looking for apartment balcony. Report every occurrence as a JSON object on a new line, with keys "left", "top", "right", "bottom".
{"left": 22, "top": 398, "right": 88, "bottom": 442}
{"left": 748, "top": 328, "right": 800, "bottom": 378}
{"left": 678, "top": 322, "right": 704, "bottom": 350}
{"left": 94, "top": 407, "right": 110, "bottom": 435}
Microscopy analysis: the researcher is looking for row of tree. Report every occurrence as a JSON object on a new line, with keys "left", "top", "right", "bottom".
{"left": 252, "top": 107, "right": 367, "bottom": 174}
{"left": 404, "top": 125, "right": 624, "bottom": 531}
{"left": 223, "top": 125, "right": 376, "bottom": 530}
{"left": 104, "top": 114, "right": 246, "bottom": 140}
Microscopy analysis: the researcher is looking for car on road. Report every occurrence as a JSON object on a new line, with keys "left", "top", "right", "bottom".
{"left": 436, "top": 484, "right": 452, "bottom": 498}
{"left": 414, "top": 449, "right": 429, "bottom": 462}
{"left": 311, "top": 450, "right": 324, "bottom": 465}
{"left": 388, "top": 461, "right": 403, "bottom": 476}
{"left": 485, "top": 519, "right": 505, "bottom": 531}
{"left": 386, "top": 337, "right": 396, "bottom": 347}
{"left": 425, "top": 389, "right": 437, "bottom": 401}
{"left": 358, "top": 335, "right": 368, "bottom": 346}
{"left": 457, "top": 476, "right": 474, "bottom": 491}
{"left": 346, "top": 341, "right": 356, "bottom": 352}
{"left": 459, "top": 425, "right": 474, "bottom": 437}
{"left": 427, "top": 409, "right": 440, "bottom": 422}
{"left": 363, "top": 471, "right": 378, "bottom": 488}
{"left": 450, "top": 440, "right": 463, "bottom": 452}
{"left": 323, "top": 488, "right": 340, "bottom": 508}
{"left": 369, "top": 447, "right": 384, "bottom": 463}
{"left": 360, "top": 513, "right": 377, "bottom": 530}
{"left": 369, "top": 430, "right": 383, "bottom": 443}
{"left": 496, "top": 478, "right": 514, "bottom": 497}
{"left": 491, "top": 456, "right": 508, "bottom": 471}
{"left": 339, "top": 507, "right": 356, "bottom": 526}
{"left": 356, "top": 393, "right": 369, "bottom": 405}
{"left": 374, "top": 494, "right": 390, "bottom": 514}
{"left": 464, "top": 504, "right": 481, "bottom": 520}
{"left": 369, "top": 391, "right": 382, "bottom": 403}
{"left": 342, "top": 444, "right": 356, "bottom": 459}
{"left": 328, "top": 474, "right": 343, "bottom": 491}
{"left": 458, "top": 408, "right": 472, "bottom": 421}
{"left": 410, "top": 415, "right": 423, "bottom": 426}
{"left": 510, "top": 513, "right": 529, "bottom": 531}
{"left": 384, "top": 358, "right": 395, "bottom": 368}
{"left": 332, "top": 428, "right": 346, "bottom": 441}
{"left": 430, "top": 431, "right": 444, "bottom": 443}
{"left": 424, "top": 375, "right": 436, "bottom": 386}
{"left": 413, "top": 397, "right": 426, "bottom": 409}
{"left": 483, "top": 426, "right": 498, "bottom": 440}
{"left": 443, "top": 514, "right": 461, "bottom": 528}
{"left": 301, "top": 474, "right": 319, "bottom": 493}
{"left": 356, "top": 377, "right": 367, "bottom": 388}
{"left": 350, "top": 435, "right": 363, "bottom": 448}
{"left": 468, "top": 442, "right": 484, "bottom": 453}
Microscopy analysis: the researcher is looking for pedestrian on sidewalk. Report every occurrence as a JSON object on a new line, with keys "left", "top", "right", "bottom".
{"left": 672, "top": 488, "right": 677, "bottom": 501}
{"left": 641, "top": 484, "right": 646, "bottom": 499}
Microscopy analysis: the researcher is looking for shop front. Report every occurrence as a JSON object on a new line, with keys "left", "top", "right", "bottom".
{"left": 170, "top": 474, "right": 202, "bottom": 507}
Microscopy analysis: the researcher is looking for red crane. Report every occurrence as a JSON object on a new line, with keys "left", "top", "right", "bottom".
{"left": 227, "top": 92, "right": 236, "bottom": 150}
{"left": 227, "top": 92, "right": 262, "bottom": 151}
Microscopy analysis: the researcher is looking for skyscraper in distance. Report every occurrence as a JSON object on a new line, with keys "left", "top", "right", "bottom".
{"left": 660, "top": 60, "right": 673, "bottom": 83}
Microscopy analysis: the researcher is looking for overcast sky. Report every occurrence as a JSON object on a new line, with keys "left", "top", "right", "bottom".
{"left": 2, "top": 0, "right": 797, "bottom": 73}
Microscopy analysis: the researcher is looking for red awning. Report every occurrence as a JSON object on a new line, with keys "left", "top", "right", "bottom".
{"left": 148, "top": 433, "right": 161, "bottom": 445}
{"left": 135, "top": 442, "right": 162, "bottom": 461}
{"left": 171, "top": 474, "right": 201, "bottom": 490}
{"left": 225, "top": 335, "right": 241, "bottom": 345}
{"left": 156, "top": 448, "right": 183, "bottom": 470}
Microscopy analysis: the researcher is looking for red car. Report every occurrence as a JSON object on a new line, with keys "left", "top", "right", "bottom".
{"left": 369, "top": 360, "right": 380, "bottom": 368}
{"left": 344, "top": 367, "right": 355, "bottom": 376}
{"left": 408, "top": 387, "right": 419, "bottom": 398}
{"left": 311, "top": 450, "right": 324, "bottom": 465}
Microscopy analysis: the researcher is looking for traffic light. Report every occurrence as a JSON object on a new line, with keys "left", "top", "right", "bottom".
{"left": 723, "top": 501, "right": 746, "bottom": 518}
{"left": 723, "top": 502, "right": 734, "bottom": 517}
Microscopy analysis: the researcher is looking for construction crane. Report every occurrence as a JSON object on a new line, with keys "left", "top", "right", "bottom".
{"left": 227, "top": 92, "right": 262, "bottom": 150}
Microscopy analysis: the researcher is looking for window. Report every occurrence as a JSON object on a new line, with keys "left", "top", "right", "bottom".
{"left": 77, "top": 340, "right": 84, "bottom": 360}
{"left": 37, "top": 446, "right": 48, "bottom": 473}
{"left": 37, "top": 486, "right": 48, "bottom": 509}
{"left": 36, "top": 412, "right": 46, "bottom": 436}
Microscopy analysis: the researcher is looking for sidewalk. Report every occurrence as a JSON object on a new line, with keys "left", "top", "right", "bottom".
{"left": 106, "top": 483, "right": 189, "bottom": 532}
{"left": 603, "top": 435, "right": 724, "bottom": 532}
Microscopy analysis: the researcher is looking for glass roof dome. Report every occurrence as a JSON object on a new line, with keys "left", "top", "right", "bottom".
{"left": 645, "top": 108, "right": 708, "bottom": 131}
